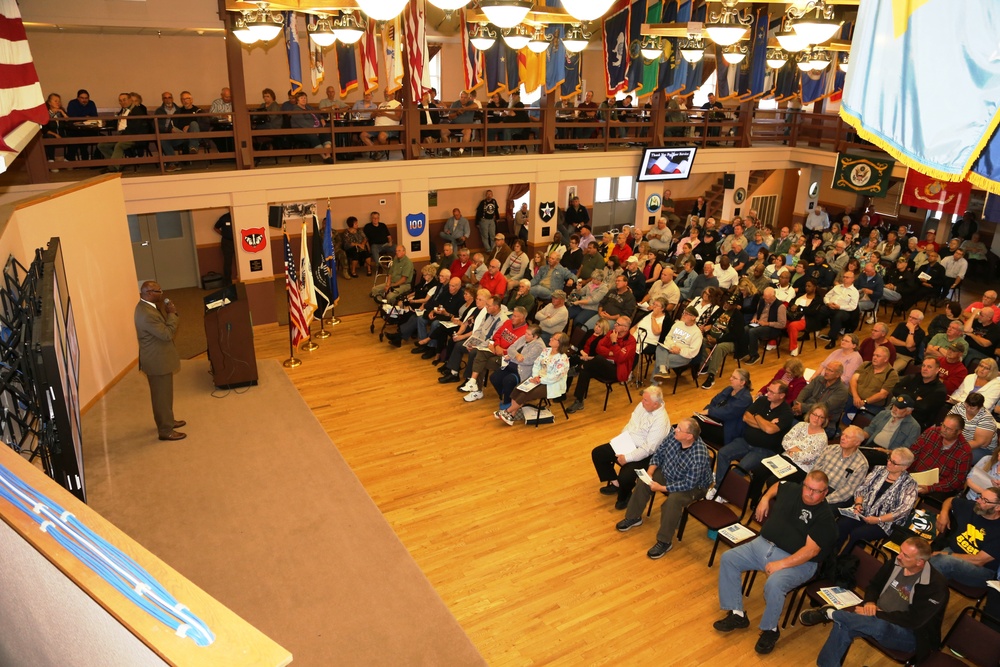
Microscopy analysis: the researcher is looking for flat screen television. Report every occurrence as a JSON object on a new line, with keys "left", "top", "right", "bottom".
{"left": 636, "top": 146, "right": 698, "bottom": 182}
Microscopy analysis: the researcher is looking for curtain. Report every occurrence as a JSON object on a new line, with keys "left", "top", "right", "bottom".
{"left": 505, "top": 183, "right": 530, "bottom": 235}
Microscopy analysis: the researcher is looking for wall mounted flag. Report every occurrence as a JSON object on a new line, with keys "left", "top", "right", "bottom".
{"left": 901, "top": 169, "right": 972, "bottom": 217}
{"left": 831, "top": 153, "right": 896, "bottom": 198}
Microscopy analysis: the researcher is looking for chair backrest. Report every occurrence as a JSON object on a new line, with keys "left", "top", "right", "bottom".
{"left": 851, "top": 544, "right": 886, "bottom": 591}
{"left": 850, "top": 412, "right": 873, "bottom": 431}
{"left": 718, "top": 464, "right": 753, "bottom": 517}
{"left": 942, "top": 607, "right": 1000, "bottom": 667}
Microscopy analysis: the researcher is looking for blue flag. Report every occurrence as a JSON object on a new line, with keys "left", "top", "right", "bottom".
{"left": 603, "top": 3, "right": 629, "bottom": 95}
{"left": 284, "top": 12, "right": 303, "bottom": 94}
{"left": 484, "top": 40, "right": 516, "bottom": 95}
{"left": 625, "top": 0, "right": 647, "bottom": 92}
{"left": 774, "top": 60, "right": 799, "bottom": 100}
{"left": 683, "top": 2, "right": 706, "bottom": 94}
{"left": 842, "top": 0, "right": 1000, "bottom": 195}
{"left": 744, "top": 8, "right": 769, "bottom": 98}
{"left": 714, "top": 42, "right": 730, "bottom": 98}
{"left": 561, "top": 50, "right": 581, "bottom": 99}
{"left": 658, "top": 0, "right": 683, "bottom": 94}
{"left": 800, "top": 68, "right": 828, "bottom": 105}
{"left": 335, "top": 42, "right": 358, "bottom": 97}
{"left": 323, "top": 210, "right": 338, "bottom": 305}
{"left": 545, "top": 25, "right": 566, "bottom": 94}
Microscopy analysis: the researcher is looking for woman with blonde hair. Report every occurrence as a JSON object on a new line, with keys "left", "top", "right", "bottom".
{"left": 950, "top": 357, "right": 1000, "bottom": 408}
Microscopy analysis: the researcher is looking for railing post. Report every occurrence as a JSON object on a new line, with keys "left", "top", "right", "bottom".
{"left": 217, "top": 0, "right": 251, "bottom": 169}
{"left": 23, "top": 133, "right": 50, "bottom": 184}
{"left": 737, "top": 100, "right": 753, "bottom": 148}
{"left": 542, "top": 93, "right": 556, "bottom": 154}
{"left": 650, "top": 92, "right": 666, "bottom": 148}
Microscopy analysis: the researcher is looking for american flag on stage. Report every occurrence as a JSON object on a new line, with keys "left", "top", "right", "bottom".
{"left": 403, "top": 0, "right": 429, "bottom": 104}
{"left": 284, "top": 232, "right": 310, "bottom": 348}
{"left": 0, "top": 0, "right": 47, "bottom": 156}
{"left": 359, "top": 18, "right": 379, "bottom": 93}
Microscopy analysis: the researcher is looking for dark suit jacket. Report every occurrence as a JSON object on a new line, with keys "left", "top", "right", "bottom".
{"left": 135, "top": 301, "right": 180, "bottom": 376}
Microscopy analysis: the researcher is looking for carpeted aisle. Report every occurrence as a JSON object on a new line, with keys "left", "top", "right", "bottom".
{"left": 81, "top": 359, "right": 484, "bottom": 667}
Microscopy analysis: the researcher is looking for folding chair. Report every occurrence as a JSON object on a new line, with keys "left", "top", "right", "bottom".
{"left": 676, "top": 464, "right": 755, "bottom": 566}
{"left": 527, "top": 393, "right": 569, "bottom": 427}
{"left": 788, "top": 542, "right": 887, "bottom": 627}
{"left": 918, "top": 606, "right": 1000, "bottom": 667}
{"left": 602, "top": 380, "right": 633, "bottom": 411}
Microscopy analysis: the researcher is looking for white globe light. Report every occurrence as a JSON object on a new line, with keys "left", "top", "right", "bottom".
{"left": 355, "top": 0, "right": 409, "bottom": 22}
{"left": 561, "top": 0, "right": 615, "bottom": 22}
{"left": 480, "top": 1, "right": 533, "bottom": 29}
{"left": 427, "top": 0, "right": 470, "bottom": 10}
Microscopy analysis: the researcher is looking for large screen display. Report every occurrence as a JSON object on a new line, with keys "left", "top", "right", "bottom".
{"left": 636, "top": 147, "right": 698, "bottom": 182}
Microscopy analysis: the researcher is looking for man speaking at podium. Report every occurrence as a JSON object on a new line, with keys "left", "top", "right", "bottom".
{"left": 135, "top": 281, "right": 186, "bottom": 441}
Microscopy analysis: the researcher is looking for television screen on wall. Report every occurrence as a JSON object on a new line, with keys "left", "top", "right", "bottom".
{"left": 636, "top": 147, "right": 698, "bottom": 182}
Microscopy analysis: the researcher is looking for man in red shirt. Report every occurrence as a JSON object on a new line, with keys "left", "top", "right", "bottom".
{"left": 858, "top": 323, "right": 897, "bottom": 364}
{"left": 449, "top": 247, "right": 472, "bottom": 281}
{"left": 909, "top": 414, "right": 972, "bottom": 499}
{"left": 610, "top": 232, "right": 634, "bottom": 265}
{"left": 916, "top": 229, "right": 940, "bottom": 253}
{"left": 478, "top": 258, "right": 507, "bottom": 297}
{"left": 937, "top": 342, "right": 970, "bottom": 394}
{"left": 460, "top": 307, "right": 529, "bottom": 400}
{"left": 566, "top": 316, "right": 637, "bottom": 413}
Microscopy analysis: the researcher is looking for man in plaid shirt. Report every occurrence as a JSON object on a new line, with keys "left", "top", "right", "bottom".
{"left": 615, "top": 417, "right": 713, "bottom": 560}
{"left": 910, "top": 414, "right": 972, "bottom": 498}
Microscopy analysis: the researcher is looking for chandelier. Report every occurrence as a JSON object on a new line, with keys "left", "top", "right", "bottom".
{"left": 502, "top": 24, "right": 532, "bottom": 50}
{"left": 470, "top": 23, "right": 498, "bottom": 50}
{"left": 562, "top": 24, "right": 591, "bottom": 53}
{"left": 704, "top": 0, "right": 752, "bottom": 46}
{"left": 479, "top": 1, "right": 533, "bottom": 29}
{"left": 765, "top": 48, "right": 788, "bottom": 69}
{"left": 561, "top": 0, "right": 614, "bottom": 22}
{"left": 721, "top": 43, "right": 748, "bottom": 65}
{"left": 678, "top": 35, "right": 705, "bottom": 63}
{"left": 527, "top": 27, "right": 552, "bottom": 53}
{"left": 233, "top": 2, "right": 284, "bottom": 44}
{"left": 354, "top": 0, "right": 409, "bottom": 22}
{"left": 306, "top": 14, "right": 336, "bottom": 47}
{"left": 787, "top": 0, "right": 841, "bottom": 46}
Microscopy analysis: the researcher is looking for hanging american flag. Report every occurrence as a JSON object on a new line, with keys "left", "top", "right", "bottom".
{"left": 460, "top": 10, "right": 485, "bottom": 93}
{"left": 284, "top": 232, "right": 310, "bottom": 349}
{"left": 0, "top": 0, "right": 47, "bottom": 156}
{"left": 359, "top": 18, "right": 379, "bottom": 93}
{"left": 403, "top": 0, "right": 429, "bottom": 104}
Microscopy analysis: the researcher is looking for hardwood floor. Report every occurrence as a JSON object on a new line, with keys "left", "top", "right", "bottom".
{"left": 250, "top": 307, "right": 968, "bottom": 666}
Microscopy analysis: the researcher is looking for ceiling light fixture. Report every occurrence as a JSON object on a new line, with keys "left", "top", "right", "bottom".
{"left": 775, "top": 18, "right": 810, "bottom": 53}
{"left": 241, "top": 2, "right": 284, "bottom": 43}
{"left": 560, "top": 0, "right": 614, "bottom": 22}
{"left": 765, "top": 47, "right": 787, "bottom": 69}
{"left": 354, "top": 0, "right": 409, "bottom": 22}
{"left": 787, "top": 0, "right": 841, "bottom": 46}
{"left": 704, "top": 0, "right": 752, "bottom": 46}
{"left": 332, "top": 10, "right": 365, "bottom": 44}
{"left": 479, "top": 0, "right": 534, "bottom": 29}
{"left": 678, "top": 35, "right": 705, "bottom": 63}
{"left": 232, "top": 16, "right": 257, "bottom": 44}
{"left": 838, "top": 53, "right": 849, "bottom": 73}
{"left": 428, "top": 0, "right": 471, "bottom": 11}
{"left": 502, "top": 24, "right": 531, "bottom": 50}
{"left": 807, "top": 48, "right": 831, "bottom": 71}
{"left": 470, "top": 23, "right": 498, "bottom": 50}
{"left": 562, "top": 24, "right": 591, "bottom": 53}
{"left": 721, "top": 43, "right": 748, "bottom": 65}
{"left": 526, "top": 27, "right": 552, "bottom": 53}
{"left": 796, "top": 51, "right": 814, "bottom": 72}
{"left": 306, "top": 14, "right": 337, "bottom": 47}
{"left": 639, "top": 34, "right": 663, "bottom": 61}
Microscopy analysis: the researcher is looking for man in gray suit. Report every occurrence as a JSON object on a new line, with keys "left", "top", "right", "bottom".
{"left": 134, "top": 281, "right": 186, "bottom": 441}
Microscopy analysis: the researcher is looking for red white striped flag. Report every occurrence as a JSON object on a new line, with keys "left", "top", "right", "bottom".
{"left": 0, "top": 0, "right": 47, "bottom": 153}
{"left": 284, "top": 232, "right": 310, "bottom": 349}
{"left": 403, "top": 0, "right": 429, "bottom": 104}
{"left": 460, "top": 10, "right": 485, "bottom": 94}
{"left": 358, "top": 18, "right": 379, "bottom": 93}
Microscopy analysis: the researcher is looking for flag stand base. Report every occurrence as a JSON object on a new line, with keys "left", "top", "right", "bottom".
{"left": 314, "top": 320, "right": 331, "bottom": 339}
{"left": 283, "top": 357, "right": 302, "bottom": 368}
{"left": 301, "top": 340, "right": 319, "bottom": 352}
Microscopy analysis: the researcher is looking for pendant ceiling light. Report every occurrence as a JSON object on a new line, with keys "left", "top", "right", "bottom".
{"left": 775, "top": 26, "right": 810, "bottom": 53}
{"left": 562, "top": 24, "right": 590, "bottom": 53}
{"left": 479, "top": 0, "right": 533, "bottom": 29}
{"left": 721, "top": 43, "right": 747, "bottom": 65}
{"left": 796, "top": 52, "right": 814, "bottom": 72}
{"left": 639, "top": 35, "right": 663, "bottom": 61}
{"left": 765, "top": 48, "right": 787, "bottom": 69}
{"left": 838, "top": 53, "right": 849, "bottom": 73}
{"left": 704, "top": 0, "right": 752, "bottom": 46}
{"left": 232, "top": 17, "right": 257, "bottom": 44}
{"left": 678, "top": 36, "right": 704, "bottom": 63}
{"left": 807, "top": 49, "right": 831, "bottom": 71}
{"left": 332, "top": 10, "right": 365, "bottom": 45}
{"left": 428, "top": 0, "right": 471, "bottom": 10}
{"left": 244, "top": 2, "right": 283, "bottom": 42}
{"left": 502, "top": 24, "right": 531, "bottom": 50}
{"left": 526, "top": 27, "right": 552, "bottom": 53}
{"left": 788, "top": 0, "right": 841, "bottom": 46}
{"left": 355, "top": 0, "right": 409, "bottom": 22}
{"left": 561, "top": 0, "right": 614, "bottom": 22}
{"left": 306, "top": 14, "right": 337, "bottom": 47}
{"left": 470, "top": 23, "right": 497, "bottom": 50}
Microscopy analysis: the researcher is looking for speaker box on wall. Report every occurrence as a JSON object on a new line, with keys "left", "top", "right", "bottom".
{"left": 723, "top": 174, "right": 736, "bottom": 189}
{"left": 268, "top": 205, "right": 283, "bottom": 229}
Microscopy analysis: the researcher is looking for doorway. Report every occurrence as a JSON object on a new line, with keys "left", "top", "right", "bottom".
{"left": 128, "top": 211, "right": 200, "bottom": 290}
{"left": 592, "top": 176, "right": 637, "bottom": 233}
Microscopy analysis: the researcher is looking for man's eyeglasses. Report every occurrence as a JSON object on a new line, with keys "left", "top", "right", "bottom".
{"left": 978, "top": 497, "right": 1000, "bottom": 505}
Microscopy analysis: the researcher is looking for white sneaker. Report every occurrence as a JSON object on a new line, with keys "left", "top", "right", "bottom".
{"left": 460, "top": 379, "right": 478, "bottom": 392}
{"left": 790, "top": 348, "right": 800, "bottom": 357}
{"left": 765, "top": 344, "right": 776, "bottom": 351}
{"left": 714, "top": 495, "right": 728, "bottom": 504}
{"left": 705, "top": 488, "right": 718, "bottom": 501}
{"left": 464, "top": 390, "right": 484, "bottom": 402}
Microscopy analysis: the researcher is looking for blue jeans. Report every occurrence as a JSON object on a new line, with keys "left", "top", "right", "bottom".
{"left": 718, "top": 537, "right": 818, "bottom": 631}
{"left": 567, "top": 305, "right": 596, "bottom": 329}
{"left": 715, "top": 437, "right": 771, "bottom": 486}
{"left": 929, "top": 549, "right": 994, "bottom": 588}
{"left": 817, "top": 610, "right": 915, "bottom": 667}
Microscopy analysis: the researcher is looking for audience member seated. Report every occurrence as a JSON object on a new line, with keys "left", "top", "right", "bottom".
{"left": 500, "top": 239, "right": 530, "bottom": 282}
{"left": 930, "top": 489, "right": 1000, "bottom": 591}
{"left": 438, "top": 295, "right": 505, "bottom": 384}
{"left": 493, "top": 333, "right": 570, "bottom": 425}
{"left": 858, "top": 323, "right": 896, "bottom": 364}
{"left": 577, "top": 242, "right": 605, "bottom": 282}
{"left": 817, "top": 270, "right": 860, "bottom": 349}
{"left": 580, "top": 274, "right": 636, "bottom": 332}
{"left": 363, "top": 211, "right": 393, "bottom": 265}
{"left": 458, "top": 306, "right": 529, "bottom": 401}
{"left": 835, "top": 447, "right": 919, "bottom": 554}
{"left": 888, "top": 309, "right": 926, "bottom": 371}
{"left": 478, "top": 259, "right": 508, "bottom": 298}
{"left": 698, "top": 296, "right": 746, "bottom": 390}
{"left": 488, "top": 324, "right": 546, "bottom": 410}
{"left": 810, "top": 428, "right": 871, "bottom": 508}
{"left": 712, "top": 471, "right": 837, "bottom": 656}
{"left": 592, "top": 386, "right": 670, "bottom": 510}
{"left": 794, "top": 361, "right": 850, "bottom": 433}
{"left": 962, "top": 306, "right": 1000, "bottom": 370}
{"left": 431, "top": 287, "right": 487, "bottom": 363}
{"left": 534, "top": 290, "right": 568, "bottom": 343}
{"left": 289, "top": 92, "right": 333, "bottom": 163}
{"left": 565, "top": 316, "right": 636, "bottom": 414}
{"left": 963, "top": 290, "right": 1000, "bottom": 324}
{"left": 909, "top": 414, "right": 972, "bottom": 498}
{"left": 529, "top": 252, "right": 574, "bottom": 300}
{"left": 746, "top": 404, "right": 832, "bottom": 502}
{"left": 404, "top": 276, "right": 465, "bottom": 355}
{"left": 861, "top": 395, "right": 922, "bottom": 466}
{"left": 802, "top": 537, "right": 946, "bottom": 667}
{"left": 884, "top": 257, "right": 919, "bottom": 312}
{"left": 615, "top": 418, "right": 714, "bottom": 560}
{"left": 967, "top": 447, "right": 1000, "bottom": 502}
{"left": 487, "top": 233, "right": 512, "bottom": 266}
{"left": 948, "top": 392, "right": 998, "bottom": 465}
{"left": 742, "top": 287, "right": 786, "bottom": 364}
{"left": 819, "top": 334, "right": 864, "bottom": 387}
{"left": 925, "top": 319, "right": 968, "bottom": 362}
{"left": 948, "top": 357, "right": 1000, "bottom": 407}
{"left": 927, "top": 301, "right": 963, "bottom": 339}
{"left": 695, "top": 369, "right": 753, "bottom": 446}
{"left": 567, "top": 270, "right": 607, "bottom": 329}
{"left": 785, "top": 278, "right": 823, "bottom": 357}
{"left": 889, "top": 357, "right": 944, "bottom": 429}
{"left": 371, "top": 89, "right": 403, "bottom": 159}
{"left": 651, "top": 306, "right": 702, "bottom": 383}
{"left": 369, "top": 245, "right": 414, "bottom": 305}
{"left": 934, "top": 342, "right": 970, "bottom": 396}
{"left": 756, "top": 359, "right": 807, "bottom": 405}
{"left": 208, "top": 87, "right": 234, "bottom": 153}
{"left": 503, "top": 279, "right": 536, "bottom": 314}
{"left": 844, "top": 345, "right": 898, "bottom": 424}
{"left": 711, "top": 381, "right": 794, "bottom": 489}
{"left": 440, "top": 208, "right": 470, "bottom": 248}
{"left": 98, "top": 92, "right": 148, "bottom": 172}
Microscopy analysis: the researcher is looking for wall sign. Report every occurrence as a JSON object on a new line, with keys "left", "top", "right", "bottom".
{"left": 645, "top": 193, "right": 662, "bottom": 213}
{"left": 240, "top": 227, "right": 267, "bottom": 253}
{"left": 405, "top": 212, "right": 426, "bottom": 237}
{"left": 733, "top": 188, "right": 747, "bottom": 205}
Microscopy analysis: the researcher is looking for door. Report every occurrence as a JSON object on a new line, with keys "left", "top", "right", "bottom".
{"left": 592, "top": 176, "right": 637, "bottom": 233}
{"left": 128, "top": 211, "right": 199, "bottom": 290}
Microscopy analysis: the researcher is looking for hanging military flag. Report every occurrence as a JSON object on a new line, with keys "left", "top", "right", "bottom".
{"left": 383, "top": 17, "right": 404, "bottom": 94}
{"left": 714, "top": 42, "right": 732, "bottom": 99}
{"left": 636, "top": 1, "right": 661, "bottom": 99}
{"left": 484, "top": 40, "right": 512, "bottom": 95}
{"left": 660, "top": 0, "right": 689, "bottom": 95}
{"left": 739, "top": 7, "right": 769, "bottom": 99}
{"left": 403, "top": 0, "right": 430, "bottom": 104}
{"left": 359, "top": 18, "right": 380, "bottom": 93}
{"left": 283, "top": 12, "right": 304, "bottom": 95}
{"left": 519, "top": 46, "right": 546, "bottom": 94}
{"left": 460, "top": 11, "right": 485, "bottom": 93}
{"left": 773, "top": 60, "right": 799, "bottom": 101}
{"left": 901, "top": 169, "right": 973, "bottom": 217}
{"left": 335, "top": 42, "right": 358, "bottom": 97}
{"left": 831, "top": 152, "right": 896, "bottom": 198}
{"left": 307, "top": 15, "right": 326, "bottom": 94}
{"left": 984, "top": 193, "right": 1000, "bottom": 223}
{"left": 311, "top": 210, "right": 338, "bottom": 318}
{"left": 800, "top": 66, "right": 828, "bottom": 105}
{"left": 603, "top": 1, "right": 630, "bottom": 96}
{"left": 682, "top": 2, "right": 706, "bottom": 94}
{"left": 841, "top": 0, "right": 1000, "bottom": 195}
{"left": 561, "top": 49, "right": 582, "bottom": 99}
{"left": 545, "top": 25, "right": 566, "bottom": 94}
{"left": 829, "top": 21, "right": 852, "bottom": 103}
{"left": 625, "top": 0, "right": 647, "bottom": 93}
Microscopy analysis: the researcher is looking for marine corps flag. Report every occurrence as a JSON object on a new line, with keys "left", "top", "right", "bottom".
{"left": 831, "top": 153, "right": 896, "bottom": 198}
{"left": 901, "top": 169, "right": 973, "bottom": 217}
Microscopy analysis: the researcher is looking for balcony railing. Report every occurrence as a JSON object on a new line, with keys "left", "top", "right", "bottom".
{"left": 17, "top": 103, "right": 883, "bottom": 183}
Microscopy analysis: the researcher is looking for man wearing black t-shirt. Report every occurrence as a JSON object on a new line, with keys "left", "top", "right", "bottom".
{"left": 714, "top": 472, "right": 837, "bottom": 655}
{"left": 475, "top": 190, "right": 500, "bottom": 253}
{"left": 711, "top": 382, "right": 793, "bottom": 487}
{"left": 962, "top": 306, "right": 1000, "bottom": 370}
{"left": 930, "top": 489, "right": 1000, "bottom": 589}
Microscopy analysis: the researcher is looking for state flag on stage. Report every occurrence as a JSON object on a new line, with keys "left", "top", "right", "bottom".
{"left": 298, "top": 219, "right": 318, "bottom": 328}
{"left": 603, "top": 1, "right": 629, "bottom": 96}
{"left": 831, "top": 152, "right": 896, "bottom": 198}
{"left": 841, "top": 0, "right": 1000, "bottom": 195}
{"left": 901, "top": 168, "right": 973, "bottom": 217}
{"left": 311, "top": 211, "right": 338, "bottom": 318}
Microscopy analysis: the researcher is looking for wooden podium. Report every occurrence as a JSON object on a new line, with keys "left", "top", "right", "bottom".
{"left": 204, "top": 282, "right": 258, "bottom": 389}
